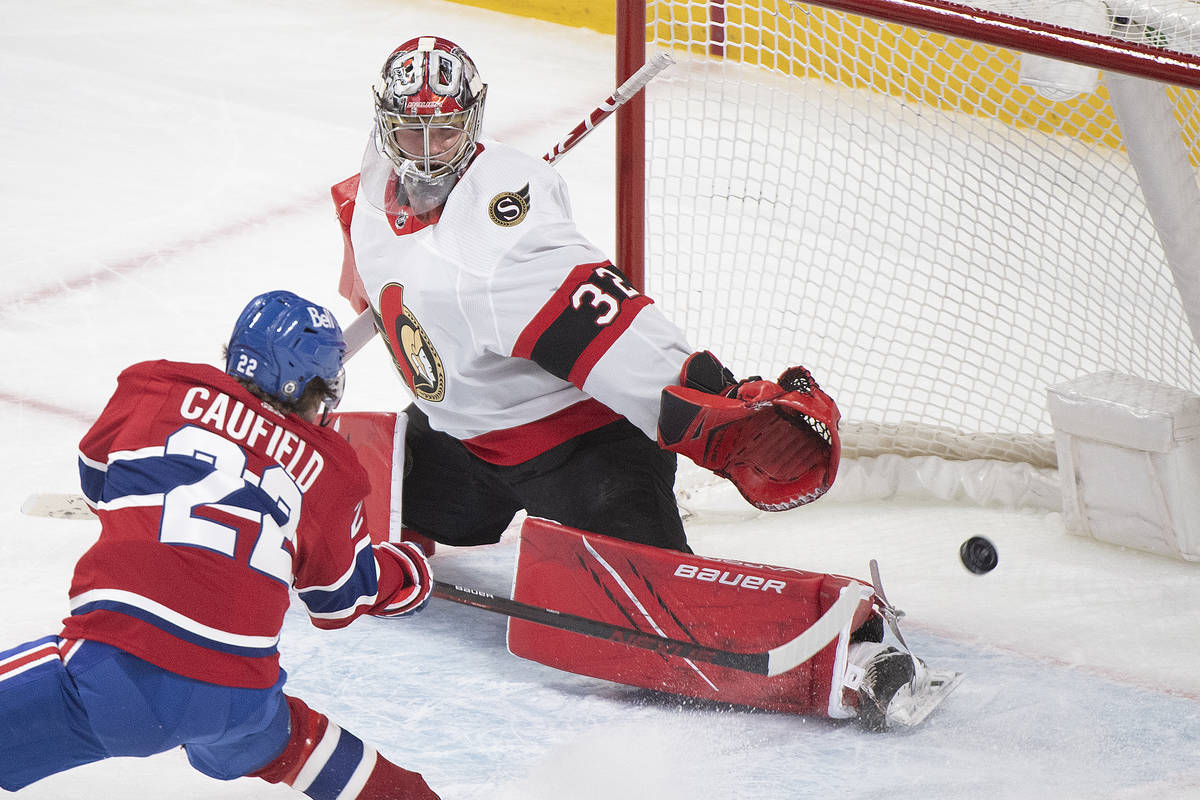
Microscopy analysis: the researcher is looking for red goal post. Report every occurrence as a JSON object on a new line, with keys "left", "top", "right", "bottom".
{"left": 615, "top": 0, "right": 1200, "bottom": 503}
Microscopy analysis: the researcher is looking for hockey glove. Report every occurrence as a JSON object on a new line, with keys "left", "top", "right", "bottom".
{"left": 372, "top": 540, "right": 434, "bottom": 617}
{"left": 657, "top": 351, "right": 841, "bottom": 511}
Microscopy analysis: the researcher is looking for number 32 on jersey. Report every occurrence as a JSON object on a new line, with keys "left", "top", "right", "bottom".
{"left": 514, "top": 261, "right": 653, "bottom": 387}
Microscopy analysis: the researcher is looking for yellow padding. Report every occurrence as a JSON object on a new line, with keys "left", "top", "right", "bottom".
{"left": 446, "top": 0, "right": 1200, "bottom": 160}
{"left": 447, "top": 0, "right": 615, "bottom": 34}
{"left": 650, "top": 1, "right": 1122, "bottom": 147}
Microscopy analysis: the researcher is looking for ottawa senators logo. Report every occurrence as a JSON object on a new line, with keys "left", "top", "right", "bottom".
{"left": 488, "top": 184, "right": 531, "bottom": 227}
{"left": 376, "top": 282, "right": 445, "bottom": 402}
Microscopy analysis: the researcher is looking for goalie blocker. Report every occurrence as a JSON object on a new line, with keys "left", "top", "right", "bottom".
{"left": 658, "top": 351, "right": 841, "bottom": 511}
{"left": 508, "top": 517, "right": 883, "bottom": 719}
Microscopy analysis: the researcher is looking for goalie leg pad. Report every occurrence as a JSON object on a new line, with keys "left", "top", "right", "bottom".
{"left": 508, "top": 518, "right": 879, "bottom": 716}
{"left": 329, "top": 411, "right": 435, "bottom": 555}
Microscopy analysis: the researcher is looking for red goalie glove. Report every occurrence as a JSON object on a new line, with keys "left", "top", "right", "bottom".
{"left": 657, "top": 351, "right": 841, "bottom": 511}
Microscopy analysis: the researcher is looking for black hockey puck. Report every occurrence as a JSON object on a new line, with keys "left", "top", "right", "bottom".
{"left": 959, "top": 536, "right": 998, "bottom": 574}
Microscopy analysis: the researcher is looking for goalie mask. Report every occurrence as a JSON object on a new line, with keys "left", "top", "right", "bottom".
{"left": 372, "top": 36, "right": 487, "bottom": 214}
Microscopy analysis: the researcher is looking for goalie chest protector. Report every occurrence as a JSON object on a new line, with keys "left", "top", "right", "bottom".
{"left": 507, "top": 518, "right": 877, "bottom": 716}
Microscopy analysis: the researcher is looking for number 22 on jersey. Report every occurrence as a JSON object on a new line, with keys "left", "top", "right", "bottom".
{"left": 159, "top": 425, "right": 300, "bottom": 585}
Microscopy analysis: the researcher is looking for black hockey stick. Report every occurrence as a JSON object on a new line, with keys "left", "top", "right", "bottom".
{"left": 432, "top": 578, "right": 869, "bottom": 678}
{"left": 432, "top": 580, "right": 768, "bottom": 673}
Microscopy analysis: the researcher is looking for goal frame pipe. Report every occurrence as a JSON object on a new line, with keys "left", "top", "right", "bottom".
{"left": 619, "top": 0, "right": 1200, "bottom": 91}
{"left": 811, "top": 0, "right": 1200, "bottom": 89}
{"left": 1107, "top": 72, "right": 1200, "bottom": 354}
{"left": 616, "top": 0, "right": 647, "bottom": 293}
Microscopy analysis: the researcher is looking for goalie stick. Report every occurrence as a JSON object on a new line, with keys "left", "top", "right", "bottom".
{"left": 543, "top": 51, "right": 674, "bottom": 165}
{"left": 21, "top": 492, "right": 861, "bottom": 678}
{"left": 341, "top": 51, "right": 675, "bottom": 358}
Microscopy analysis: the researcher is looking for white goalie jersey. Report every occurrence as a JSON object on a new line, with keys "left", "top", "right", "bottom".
{"left": 341, "top": 139, "right": 692, "bottom": 465}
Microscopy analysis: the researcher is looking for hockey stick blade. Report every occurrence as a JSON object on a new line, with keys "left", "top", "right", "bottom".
{"left": 868, "top": 559, "right": 965, "bottom": 728}
{"left": 869, "top": 558, "right": 910, "bottom": 652}
{"left": 21, "top": 492, "right": 94, "bottom": 520}
{"left": 434, "top": 578, "right": 869, "bottom": 678}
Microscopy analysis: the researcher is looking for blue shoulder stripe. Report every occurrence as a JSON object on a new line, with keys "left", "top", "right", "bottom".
{"left": 78, "top": 458, "right": 106, "bottom": 505}
{"left": 92, "top": 455, "right": 289, "bottom": 525}
{"left": 104, "top": 455, "right": 213, "bottom": 500}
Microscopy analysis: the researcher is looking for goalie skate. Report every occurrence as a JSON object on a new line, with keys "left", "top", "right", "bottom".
{"left": 885, "top": 662, "right": 964, "bottom": 729}
{"left": 860, "top": 560, "right": 963, "bottom": 730}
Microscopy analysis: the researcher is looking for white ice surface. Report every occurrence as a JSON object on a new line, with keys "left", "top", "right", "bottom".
{"left": 2, "top": 1, "right": 1199, "bottom": 798}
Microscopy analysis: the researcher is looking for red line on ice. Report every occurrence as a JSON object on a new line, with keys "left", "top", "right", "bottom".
{"left": 0, "top": 196, "right": 323, "bottom": 422}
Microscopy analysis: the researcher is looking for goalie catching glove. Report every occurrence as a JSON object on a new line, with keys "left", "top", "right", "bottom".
{"left": 657, "top": 351, "right": 841, "bottom": 511}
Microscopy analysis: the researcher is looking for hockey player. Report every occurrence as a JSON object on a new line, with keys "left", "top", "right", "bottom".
{"left": 332, "top": 35, "right": 842, "bottom": 555}
{"left": 330, "top": 35, "right": 950, "bottom": 733}
{"left": 0, "top": 291, "right": 441, "bottom": 798}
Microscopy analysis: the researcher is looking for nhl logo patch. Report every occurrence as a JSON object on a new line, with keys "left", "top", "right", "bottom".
{"left": 488, "top": 184, "right": 531, "bottom": 227}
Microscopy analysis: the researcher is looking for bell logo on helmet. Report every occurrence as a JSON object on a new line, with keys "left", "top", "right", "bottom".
{"left": 307, "top": 306, "right": 336, "bottom": 329}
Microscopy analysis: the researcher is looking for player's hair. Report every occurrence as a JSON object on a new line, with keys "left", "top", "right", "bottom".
{"left": 225, "top": 359, "right": 334, "bottom": 420}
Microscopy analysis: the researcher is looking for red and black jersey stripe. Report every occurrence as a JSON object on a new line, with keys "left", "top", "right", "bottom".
{"left": 513, "top": 261, "right": 653, "bottom": 386}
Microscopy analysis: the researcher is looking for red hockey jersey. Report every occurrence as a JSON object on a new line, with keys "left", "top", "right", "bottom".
{"left": 61, "top": 360, "right": 426, "bottom": 688}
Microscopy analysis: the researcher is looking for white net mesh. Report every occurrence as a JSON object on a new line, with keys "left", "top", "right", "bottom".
{"left": 637, "top": 0, "right": 1200, "bottom": 468}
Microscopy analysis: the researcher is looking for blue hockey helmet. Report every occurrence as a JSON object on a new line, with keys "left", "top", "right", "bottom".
{"left": 226, "top": 290, "right": 346, "bottom": 407}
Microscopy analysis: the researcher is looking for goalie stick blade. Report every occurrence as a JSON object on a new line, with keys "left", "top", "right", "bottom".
{"left": 20, "top": 493, "right": 94, "bottom": 520}
{"left": 886, "top": 668, "right": 964, "bottom": 729}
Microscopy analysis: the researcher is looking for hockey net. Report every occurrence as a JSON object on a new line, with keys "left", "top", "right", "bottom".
{"left": 617, "top": 0, "right": 1200, "bottom": 505}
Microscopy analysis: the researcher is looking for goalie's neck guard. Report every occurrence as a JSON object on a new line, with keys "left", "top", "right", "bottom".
{"left": 359, "top": 134, "right": 480, "bottom": 221}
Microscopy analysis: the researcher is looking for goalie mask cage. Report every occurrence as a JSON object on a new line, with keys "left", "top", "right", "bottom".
{"left": 615, "top": 0, "right": 1200, "bottom": 500}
